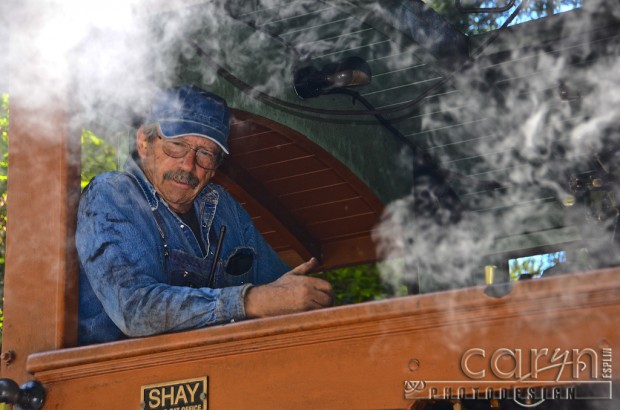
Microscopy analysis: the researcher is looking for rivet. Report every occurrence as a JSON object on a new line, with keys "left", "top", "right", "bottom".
{"left": 1, "top": 350, "right": 15, "bottom": 365}
{"left": 598, "top": 339, "right": 611, "bottom": 349}
{"left": 408, "top": 358, "right": 420, "bottom": 372}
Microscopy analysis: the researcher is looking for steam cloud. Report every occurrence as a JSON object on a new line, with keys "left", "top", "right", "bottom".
{"left": 5, "top": 0, "right": 618, "bottom": 292}
{"left": 6, "top": 1, "right": 618, "bottom": 294}
{"left": 373, "top": 0, "right": 620, "bottom": 294}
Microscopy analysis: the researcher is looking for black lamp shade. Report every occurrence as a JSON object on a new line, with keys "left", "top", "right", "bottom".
{"left": 293, "top": 56, "right": 372, "bottom": 99}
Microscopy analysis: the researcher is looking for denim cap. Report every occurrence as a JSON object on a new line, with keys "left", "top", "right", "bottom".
{"left": 146, "top": 85, "right": 231, "bottom": 154}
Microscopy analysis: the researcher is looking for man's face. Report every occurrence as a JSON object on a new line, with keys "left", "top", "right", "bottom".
{"left": 137, "top": 129, "right": 218, "bottom": 213}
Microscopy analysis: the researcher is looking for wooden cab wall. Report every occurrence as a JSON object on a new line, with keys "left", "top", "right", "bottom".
{"left": 1, "top": 1, "right": 620, "bottom": 409}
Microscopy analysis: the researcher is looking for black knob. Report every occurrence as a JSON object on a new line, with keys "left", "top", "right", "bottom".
{"left": 16, "top": 380, "right": 45, "bottom": 410}
{"left": 0, "top": 378, "right": 20, "bottom": 403}
{"left": 0, "top": 379, "right": 45, "bottom": 410}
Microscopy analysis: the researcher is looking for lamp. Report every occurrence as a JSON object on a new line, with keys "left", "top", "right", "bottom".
{"left": 293, "top": 56, "right": 372, "bottom": 99}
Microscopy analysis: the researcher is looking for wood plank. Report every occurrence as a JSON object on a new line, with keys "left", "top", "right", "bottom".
{"left": 218, "top": 161, "right": 321, "bottom": 260}
{"left": 264, "top": 169, "right": 344, "bottom": 196}
{"left": 1, "top": 1, "right": 81, "bottom": 382}
{"left": 282, "top": 183, "right": 358, "bottom": 211}
{"left": 234, "top": 142, "right": 310, "bottom": 169}
{"left": 224, "top": 111, "right": 385, "bottom": 268}
{"left": 276, "top": 248, "right": 304, "bottom": 268}
{"left": 294, "top": 197, "right": 374, "bottom": 225}
{"left": 260, "top": 230, "right": 290, "bottom": 250}
{"left": 321, "top": 233, "right": 378, "bottom": 268}
{"left": 26, "top": 268, "right": 620, "bottom": 409}
{"left": 233, "top": 111, "right": 385, "bottom": 214}
{"left": 229, "top": 130, "right": 290, "bottom": 154}
{"left": 250, "top": 156, "right": 328, "bottom": 182}
{"left": 307, "top": 212, "right": 378, "bottom": 240}
{"left": 249, "top": 214, "right": 274, "bottom": 233}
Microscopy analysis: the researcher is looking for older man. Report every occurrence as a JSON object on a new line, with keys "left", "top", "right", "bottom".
{"left": 77, "top": 85, "right": 332, "bottom": 345}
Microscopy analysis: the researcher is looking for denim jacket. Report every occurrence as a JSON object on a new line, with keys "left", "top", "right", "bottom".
{"left": 77, "top": 156, "right": 289, "bottom": 345}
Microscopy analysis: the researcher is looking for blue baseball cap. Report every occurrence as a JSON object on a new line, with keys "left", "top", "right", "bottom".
{"left": 145, "top": 85, "right": 231, "bottom": 154}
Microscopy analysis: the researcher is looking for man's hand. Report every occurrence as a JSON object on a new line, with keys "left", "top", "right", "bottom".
{"left": 244, "top": 257, "right": 333, "bottom": 318}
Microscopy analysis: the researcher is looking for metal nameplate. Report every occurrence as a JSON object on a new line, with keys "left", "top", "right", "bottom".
{"left": 141, "top": 376, "right": 208, "bottom": 410}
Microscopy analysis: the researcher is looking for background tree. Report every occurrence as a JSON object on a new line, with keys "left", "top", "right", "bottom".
{"left": 426, "top": 0, "right": 582, "bottom": 34}
{"left": 0, "top": 94, "right": 8, "bottom": 309}
{"left": 315, "top": 263, "right": 395, "bottom": 306}
{"left": 80, "top": 129, "right": 119, "bottom": 189}
{"left": 508, "top": 251, "right": 567, "bottom": 280}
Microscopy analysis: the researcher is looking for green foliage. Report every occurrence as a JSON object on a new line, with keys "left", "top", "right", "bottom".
{"left": 0, "top": 94, "right": 8, "bottom": 344}
{"left": 81, "top": 130, "right": 118, "bottom": 189}
{"left": 0, "top": 94, "right": 8, "bottom": 306}
{"left": 315, "top": 264, "right": 391, "bottom": 306}
{"left": 508, "top": 251, "right": 566, "bottom": 280}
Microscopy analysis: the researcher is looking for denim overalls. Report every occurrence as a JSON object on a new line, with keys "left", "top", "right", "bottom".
{"left": 76, "top": 157, "right": 289, "bottom": 345}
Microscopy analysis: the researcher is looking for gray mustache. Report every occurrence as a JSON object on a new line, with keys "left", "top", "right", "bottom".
{"left": 164, "top": 171, "right": 199, "bottom": 188}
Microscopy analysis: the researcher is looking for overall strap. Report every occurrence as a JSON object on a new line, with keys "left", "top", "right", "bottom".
{"left": 127, "top": 174, "right": 169, "bottom": 258}
{"left": 152, "top": 209, "right": 169, "bottom": 258}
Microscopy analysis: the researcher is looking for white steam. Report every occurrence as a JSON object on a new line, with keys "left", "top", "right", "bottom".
{"left": 373, "top": 2, "right": 620, "bottom": 294}
{"left": 8, "top": 1, "right": 619, "bottom": 294}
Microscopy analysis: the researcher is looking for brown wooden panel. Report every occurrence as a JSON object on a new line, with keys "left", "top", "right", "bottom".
{"left": 229, "top": 119, "right": 270, "bottom": 136}
{"left": 216, "top": 164, "right": 321, "bottom": 260}
{"left": 234, "top": 143, "right": 309, "bottom": 169}
{"left": 222, "top": 111, "right": 384, "bottom": 268}
{"left": 321, "top": 234, "right": 378, "bottom": 268}
{"left": 249, "top": 215, "right": 274, "bottom": 233}
{"left": 249, "top": 156, "right": 328, "bottom": 181}
{"left": 282, "top": 183, "right": 358, "bottom": 211}
{"left": 260, "top": 230, "right": 290, "bottom": 250}
{"left": 1, "top": 2, "right": 81, "bottom": 382}
{"left": 26, "top": 268, "right": 620, "bottom": 409}
{"left": 229, "top": 130, "right": 290, "bottom": 154}
{"left": 293, "top": 197, "right": 374, "bottom": 225}
{"left": 214, "top": 172, "right": 248, "bottom": 200}
{"left": 264, "top": 169, "right": 344, "bottom": 196}
{"left": 276, "top": 248, "right": 305, "bottom": 268}
{"left": 307, "top": 213, "right": 378, "bottom": 240}
{"left": 232, "top": 111, "right": 384, "bottom": 214}
{"left": 239, "top": 113, "right": 384, "bottom": 214}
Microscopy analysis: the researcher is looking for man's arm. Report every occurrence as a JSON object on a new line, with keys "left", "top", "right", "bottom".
{"left": 213, "top": 186, "right": 334, "bottom": 318}
{"left": 244, "top": 257, "right": 333, "bottom": 318}
{"left": 77, "top": 174, "right": 249, "bottom": 338}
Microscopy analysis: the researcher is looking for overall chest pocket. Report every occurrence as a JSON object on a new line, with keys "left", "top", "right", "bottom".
{"left": 166, "top": 247, "right": 256, "bottom": 288}
{"left": 166, "top": 249, "right": 214, "bottom": 288}
{"left": 213, "top": 246, "right": 256, "bottom": 287}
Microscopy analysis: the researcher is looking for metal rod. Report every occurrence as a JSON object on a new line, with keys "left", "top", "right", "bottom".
{"left": 208, "top": 226, "right": 226, "bottom": 287}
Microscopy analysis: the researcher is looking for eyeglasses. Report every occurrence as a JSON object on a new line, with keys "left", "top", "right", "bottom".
{"left": 158, "top": 136, "right": 218, "bottom": 169}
